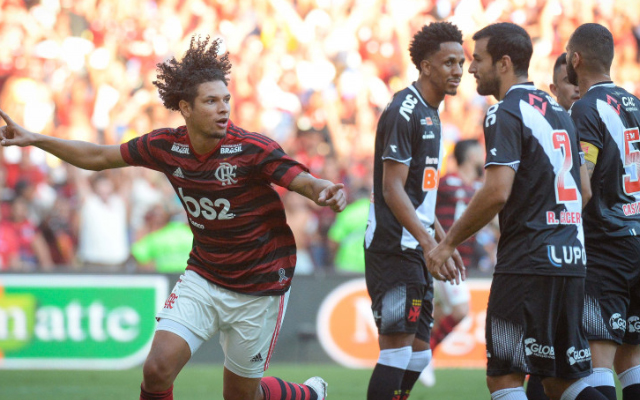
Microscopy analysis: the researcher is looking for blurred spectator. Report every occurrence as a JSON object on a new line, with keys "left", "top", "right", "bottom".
{"left": 75, "top": 170, "right": 129, "bottom": 271}
{"left": 131, "top": 203, "right": 193, "bottom": 273}
{"left": 0, "top": 196, "right": 53, "bottom": 271}
{"left": 0, "top": 0, "right": 638, "bottom": 272}
{"left": 327, "top": 187, "right": 369, "bottom": 273}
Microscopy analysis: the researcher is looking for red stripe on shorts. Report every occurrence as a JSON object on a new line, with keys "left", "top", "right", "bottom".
{"left": 264, "top": 294, "right": 285, "bottom": 370}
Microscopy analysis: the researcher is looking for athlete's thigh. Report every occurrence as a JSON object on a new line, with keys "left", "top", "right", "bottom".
{"left": 365, "top": 250, "right": 428, "bottom": 336}
{"left": 584, "top": 238, "right": 640, "bottom": 344}
{"left": 220, "top": 289, "right": 289, "bottom": 379}
{"left": 156, "top": 270, "right": 221, "bottom": 343}
{"left": 144, "top": 330, "right": 192, "bottom": 380}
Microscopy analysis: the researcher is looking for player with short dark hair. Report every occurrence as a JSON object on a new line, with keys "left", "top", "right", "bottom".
{"left": 364, "top": 21, "right": 466, "bottom": 400}
{"left": 567, "top": 23, "right": 640, "bottom": 400}
{"left": 0, "top": 35, "right": 346, "bottom": 400}
{"left": 550, "top": 53, "right": 580, "bottom": 111}
{"left": 427, "top": 22, "right": 607, "bottom": 400}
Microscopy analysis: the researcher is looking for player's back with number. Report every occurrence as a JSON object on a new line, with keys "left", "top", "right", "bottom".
{"left": 485, "top": 84, "right": 585, "bottom": 276}
{"left": 570, "top": 84, "right": 640, "bottom": 238}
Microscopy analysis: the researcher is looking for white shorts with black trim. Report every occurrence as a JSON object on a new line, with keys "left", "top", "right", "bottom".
{"left": 156, "top": 270, "right": 289, "bottom": 378}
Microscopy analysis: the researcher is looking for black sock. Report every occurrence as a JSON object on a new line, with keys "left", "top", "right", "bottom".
{"left": 399, "top": 370, "right": 422, "bottom": 399}
{"left": 367, "top": 363, "right": 405, "bottom": 400}
{"left": 526, "top": 375, "right": 550, "bottom": 400}
{"left": 623, "top": 383, "right": 640, "bottom": 400}
{"left": 594, "top": 385, "right": 617, "bottom": 400}
{"left": 576, "top": 386, "right": 613, "bottom": 400}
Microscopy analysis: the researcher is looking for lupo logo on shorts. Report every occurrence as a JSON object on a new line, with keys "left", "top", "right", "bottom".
{"left": 609, "top": 313, "right": 627, "bottom": 331}
{"left": 566, "top": 346, "right": 591, "bottom": 366}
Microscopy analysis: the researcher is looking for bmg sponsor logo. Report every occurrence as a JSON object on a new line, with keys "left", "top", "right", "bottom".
{"left": 610, "top": 313, "right": 627, "bottom": 331}
{"left": 524, "top": 338, "right": 555, "bottom": 359}
{"left": 566, "top": 346, "right": 591, "bottom": 366}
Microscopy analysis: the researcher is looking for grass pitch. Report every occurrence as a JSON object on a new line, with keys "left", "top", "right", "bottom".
{"left": 0, "top": 364, "right": 623, "bottom": 399}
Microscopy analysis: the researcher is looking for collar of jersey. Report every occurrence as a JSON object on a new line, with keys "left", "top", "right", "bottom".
{"left": 587, "top": 81, "right": 615, "bottom": 92}
{"left": 409, "top": 82, "right": 438, "bottom": 110}
{"left": 505, "top": 82, "right": 535, "bottom": 96}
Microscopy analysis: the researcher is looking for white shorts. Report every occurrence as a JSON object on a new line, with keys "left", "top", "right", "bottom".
{"left": 156, "top": 270, "right": 289, "bottom": 378}
{"left": 433, "top": 279, "right": 470, "bottom": 315}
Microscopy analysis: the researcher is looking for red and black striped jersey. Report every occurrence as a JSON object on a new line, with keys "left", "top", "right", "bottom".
{"left": 120, "top": 121, "right": 309, "bottom": 296}
{"left": 435, "top": 173, "right": 481, "bottom": 267}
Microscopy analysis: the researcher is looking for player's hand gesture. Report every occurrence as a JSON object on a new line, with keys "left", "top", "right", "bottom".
{"left": 426, "top": 241, "right": 462, "bottom": 284}
{"left": 318, "top": 183, "right": 346, "bottom": 212}
{"left": 0, "top": 108, "right": 36, "bottom": 147}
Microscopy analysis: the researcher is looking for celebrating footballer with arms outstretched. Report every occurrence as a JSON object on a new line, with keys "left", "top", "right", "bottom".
{"left": 0, "top": 36, "right": 345, "bottom": 400}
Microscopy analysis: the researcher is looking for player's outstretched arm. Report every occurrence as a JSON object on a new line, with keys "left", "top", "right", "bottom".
{"left": 0, "top": 108, "right": 127, "bottom": 171}
{"left": 426, "top": 165, "right": 515, "bottom": 281}
{"left": 289, "top": 172, "right": 346, "bottom": 212}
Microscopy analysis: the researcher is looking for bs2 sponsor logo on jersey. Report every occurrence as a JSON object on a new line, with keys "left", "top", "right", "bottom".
{"left": 178, "top": 187, "right": 235, "bottom": 227}
{"left": 566, "top": 346, "right": 591, "bottom": 365}
{"left": 610, "top": 313, "right": 627, "bottom": 331}
{"left": 524, "top": 338, "right": 555, "bottom": 359}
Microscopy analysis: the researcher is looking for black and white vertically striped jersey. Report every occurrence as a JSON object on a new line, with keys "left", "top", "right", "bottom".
{"left": 485, "top": 83, "right": 586, "bottom": 277}
{"left": 365, "top": 83, "right": 443, "bottom": 253}
{"left": 570, "top": 82, "right": 640, "bottom": 239}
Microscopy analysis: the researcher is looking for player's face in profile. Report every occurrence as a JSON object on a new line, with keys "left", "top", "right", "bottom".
{"left": 425, "top": 42, "right": 465, "bottom": 97}
{"left": 551, "top": 64, "right": 580, "bottom": 110}
{"left": 189, "top": 80, "right": 231, "bottom": 139}
{"left": 468, "top": 38, "right": 500, "bottom": 98}
{"left": 565, "top": 50, "right": 579, "bottom": 86}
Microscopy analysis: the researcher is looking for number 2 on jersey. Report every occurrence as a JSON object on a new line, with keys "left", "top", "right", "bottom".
{"left": 552, "top": 130, "right": 578, "bottom": 203}
{"left": 623, "top": 127, "right": 640, "bottom": 195}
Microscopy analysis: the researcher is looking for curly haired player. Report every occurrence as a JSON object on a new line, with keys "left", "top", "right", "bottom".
{"left": 0, "top": 35, "right": 345, "bottom": 400}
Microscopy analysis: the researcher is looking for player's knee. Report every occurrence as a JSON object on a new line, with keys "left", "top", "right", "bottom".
{"left": 142, "top": 356, "right": 175, "bottom": 388}
{"left": 222, "top": 384, "right": 259, "bottom": 400}
{"left": 486, "top": 374, "right": 525, "bottom": 394}
{"left": 540, "top": 377, "right": 570, "bottom": 400}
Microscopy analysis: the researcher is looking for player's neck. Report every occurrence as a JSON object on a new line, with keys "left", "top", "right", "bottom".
{"left": 457, "top": 164, "right": 477, "bottom": 186}
{"left": 187, "top": 127, "right": 223, "bottom": 155}
{"left": 497, "top": 75, "right": 529, "bottom": 101}
{"left": 415, "top": 79, "right": 444, "bottom": 109}
{"left": 577, "top": 72, "right": 612, "bottom": 98}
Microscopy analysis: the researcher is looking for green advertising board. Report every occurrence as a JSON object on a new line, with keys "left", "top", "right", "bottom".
{"left": 0, "top": 274, "right": 168, "bottom": 369}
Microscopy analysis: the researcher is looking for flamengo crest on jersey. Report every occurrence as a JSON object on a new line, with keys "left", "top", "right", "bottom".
{"left": 119, "top": 121, "right": 309, "bottom": 295}
{"left": 365, "top": 83, "right": 444, "bottom": 253}
{"left": 484, "top": 83, "right": 586, "bottom": 277}
{"left": 570, "top": 82, "right": 640, "bottom": 239}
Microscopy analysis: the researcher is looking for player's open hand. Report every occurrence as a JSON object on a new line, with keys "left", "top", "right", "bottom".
{"left": 426, "top": 242, "right": 460, "bottom": 284}
{"left": 0, "top": 108, "right": 35, "bottom": 147}
{"left": 318, "top": 183, "right": 346, "bottom": 212}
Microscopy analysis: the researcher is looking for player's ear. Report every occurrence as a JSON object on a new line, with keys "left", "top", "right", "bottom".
{"left": 179, "top": 99, "right": 191, "bottom": 119}
{"left": 550, "top": 83, "right": 558, "bottom": 97}
{"left": 498, "top": 55, "right": 511, "bottom": 74}
{"left": 420, "top": 59, "right": 431, "bottom": 76}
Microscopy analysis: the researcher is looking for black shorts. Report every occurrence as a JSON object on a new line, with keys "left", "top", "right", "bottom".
{"left": 364, "top": 249, "right": 434, "bottom": 343}
{"left": 486, "top": 274, "right": 591, "bottom": 380}
{"left": 583, "top": 236, "right": 640, "bottom": 345}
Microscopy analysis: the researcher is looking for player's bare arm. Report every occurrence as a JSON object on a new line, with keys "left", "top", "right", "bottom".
{"left": 427, "top": 165, "right": 515, "bottom": 281}
{"left": 579, "top": 163, "right": 592, "bottom": 209}
{"left": 0, "top": 108, "right": 127, "bottom": 171}
{"left": 289, "top": 171, "right": 346, "bottom": 212}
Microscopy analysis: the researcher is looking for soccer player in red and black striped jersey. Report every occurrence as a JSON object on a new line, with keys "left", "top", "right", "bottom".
{"left": 0, "top": 36, "right": 345, "bottom": 400}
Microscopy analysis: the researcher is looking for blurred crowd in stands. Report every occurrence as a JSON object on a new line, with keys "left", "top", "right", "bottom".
{"left": 1, "top": 0, "right": 638, "bottom": 274}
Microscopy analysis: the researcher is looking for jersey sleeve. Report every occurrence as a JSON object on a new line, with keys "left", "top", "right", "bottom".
{"left": 120, "top": 130, "right": 165, "bottom": 172}
{"left": 570, "top": 99, "right": 603, "bottom": 149}
{"left": 483, "top": 105, "right": 522, "bottom": 169}
{"left": 257, "top": 140, "right": 309, "bottom": 188}
{"left": 379, "top": 101, "right": 417, "bottom": 165}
